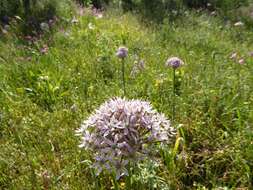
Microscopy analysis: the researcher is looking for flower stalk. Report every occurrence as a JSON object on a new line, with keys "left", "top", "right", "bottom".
{"left": 172, "top": 68, "right": 176, "bottom": 121}
{"left": 116, "top": 46, "right": 128, "bottom": 97}
{"left": 165, "top": 57, "right": 184, "bottom": 122}
{"left": 121, "top": 58, "right": 126, "bottom": 96}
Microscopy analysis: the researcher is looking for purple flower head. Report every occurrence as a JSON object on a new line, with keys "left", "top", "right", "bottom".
{"left": 116, "top": 46, "right": 128, "bottom": 59}
{"left": 165, "top": 57, "right": 184, "bottom": 69}
{"left": 76, "top": 97, "right": 176, "bottom": 179}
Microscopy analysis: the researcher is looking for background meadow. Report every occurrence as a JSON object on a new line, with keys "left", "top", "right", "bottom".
{"left": 0, "top": 1, "right": 253, "bottom": 189}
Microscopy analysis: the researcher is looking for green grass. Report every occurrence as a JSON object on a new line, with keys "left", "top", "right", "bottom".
{"left": 0, "top": 7, "right": 253, "bottom": 189}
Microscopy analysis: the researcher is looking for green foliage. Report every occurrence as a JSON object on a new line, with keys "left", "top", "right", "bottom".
{"left": 105, "top": 0, "right": 251, "bottom": 24}
{"left": 183, "top": 0, "right": 249, "bottom": 9}
{"left": 1, "top": 5, "right": 253, "bottom": 190}
{"left": 0, "top": 0, "right": 21, "bottom": 20}
{"left": 0, "top": 0, "right": 74, "bottom": 34}
{"left": 76, "top": 0, "right": 110, "bottom": 7}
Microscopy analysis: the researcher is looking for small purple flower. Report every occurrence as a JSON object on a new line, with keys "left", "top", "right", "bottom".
{"left": 116, "top": 47, "right": 128, "bottom": 59}
{"left": 165, "top": 57, "right": 184, "bottom": 69}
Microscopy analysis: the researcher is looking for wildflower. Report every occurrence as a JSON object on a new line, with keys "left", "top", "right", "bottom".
{"left": 234, "top": 21, "right": 244, "bottom": 27}
{"left": 70, "top": 104, "right": 78, "bottom": 112}
{"left": 238, "top": 58, "right": 245, "bottom": 65}
{"left": 88, "top": 23, "right": 95, "bottom": 30}
{"left": 14, "top": 15, "right": 22, "bottom": 21}
{"left": 230, "top": 52, "right": 237, "bottom": 60}
{"left": 130, "top": 59, "right": 145, "bottom": 77}
{"left": 39, "top": 75, "right": 49, "bottom": 81}
{"left": 116, "top": 47, "right": 129, "bottom": 96}
{"left": 40, "top": 45, "right": 49, "bottom": 54}
{"left": 96, "top": 13, "right": 103, "bottom": 19}
{"left": 76, "top": 97, "right": 176, "bottom": 179}
{"left": 165, "top": 57, "right": 184, "bottom": 121}
{"left": 165, "top": 57, "right": 184, "bottom": 69}
{"left": 116, "top": 47, "right": 128, "bottom": 59}
{"left": 71, "top": 17, "right": 79, "bottom": 24}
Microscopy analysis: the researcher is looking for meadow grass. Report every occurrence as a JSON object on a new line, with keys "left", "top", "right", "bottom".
{"left": 0, "top": 7, "right": 253, "bottom": 189}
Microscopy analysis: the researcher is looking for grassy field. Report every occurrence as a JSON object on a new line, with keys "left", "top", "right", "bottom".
{"left": 0, "top": 6, "right": 253, "bottom": 189}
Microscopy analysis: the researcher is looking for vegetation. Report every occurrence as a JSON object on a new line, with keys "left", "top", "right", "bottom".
{"left": 0, "top": 1, "right": 253, "bottom": 189}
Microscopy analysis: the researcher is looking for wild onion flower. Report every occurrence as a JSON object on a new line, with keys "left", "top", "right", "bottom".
{"left": 165, "top": 57, "right": 184, "bottom": 121}
{"left": 116, "top": 47, "right": 128, "bottom": 59}
{"left": 165, "top": 57, "right": 184, "bottom": 69}
{"left": 76, "top": 97, "right": 176, "bottom": 180}
{"left": 116, "top": 46, "right": 128, "bottom": 96}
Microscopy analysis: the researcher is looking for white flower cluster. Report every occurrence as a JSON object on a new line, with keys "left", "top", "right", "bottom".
{"left": 76, "top": 97, "right": 176, "bottom": 179}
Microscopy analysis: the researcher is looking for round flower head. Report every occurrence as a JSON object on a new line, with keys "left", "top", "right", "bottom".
{"left": 116, "top": 46, "right": 128, "bottom": 59}
{"left": 76, "top": 97, "right": 176, "bottom": 179}
{"left": 165, "top": 57, "right": 184, "bottom": 69}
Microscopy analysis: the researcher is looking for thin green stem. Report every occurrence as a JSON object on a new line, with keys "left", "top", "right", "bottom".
{"left": 172, "top": 68, "right": 176, "bottom": 122}
{"left": 121, "top": 58, "right": 126, "bottom": 97}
